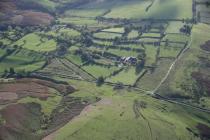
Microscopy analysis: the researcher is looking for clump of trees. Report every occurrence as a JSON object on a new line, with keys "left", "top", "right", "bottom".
{"left": 2, "top": 68, "right": 15, "bottom": 78}
{"left": 165, "top": 39, "right": 169, "bottom": 47}
{"left": 96, "top": 76, "right": 104, "bottom": 86}
{"left": 113, "top": 82, "right": 124, "bottom": 90}
{"left": 75, "top": 49, "right": 93, "bottom": 63}
{"left": 81, "top": 31, "right": 93, "bottom": 47}
{"left": 113, "top": 36, "right": 121, "bottom": 45}
{"left": 135, "top": 52, "right": 146, "bottom": 74}
{"left": 205, "top": 1, "right": 210, "bottom": 7}
{"left": 180, "top": 24, "right": 192, "bottom": 35}
{"left": 122, "top": 25, "right": 132, "bottom": 39}
{"left": 135, "top": 59, "right": 145, "bottom": 74}
{"left": 0, "top": 42, "right": 3, "bottom": 47}
{"left": 200, "top": 40, "right": 210, "bottom": 52}
{"left": 2, "top": 68, "right": 30, "bottom": 78}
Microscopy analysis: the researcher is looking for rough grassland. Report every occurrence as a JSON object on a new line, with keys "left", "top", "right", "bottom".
{"left": 44, "top": 80, "right": 210, "bottom": 140}
{"left": 158, "top": 24, "right": 210, "bottom": 98}
{"left": 104, "top": 0, "right": 192, "bottom": 19}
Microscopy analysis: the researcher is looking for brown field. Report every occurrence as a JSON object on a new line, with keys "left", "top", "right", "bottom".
{"left": 0, "top": 78, "right": 78, "bottom": 140}
{"left": 11, "top": 11, "right": 54, "bottom": 26}
{"left": 21, "top": 78, "right": 75, "bottom": 95}
{"left": 0, "top": 1, "right": 16, "bottom": 13}
{"left": 197, "top": 123, "right": 210, "bottom": 139}
{"left": 0, "top": 92, "right": 18, "bottom": 101}
{"left": 0, "top": 78, "right": 75, "bottom": 103}
{"left": 200, "top": 40, "right": 210, "bottom": 52}
{"left": 0, "top": 0, "right": 54, "bottom": 26}
{"left": 0, "top": 103, "right": 42, "bottom": 140}
{"left": 191, "top": 72, "right": 210, "bottom": 96}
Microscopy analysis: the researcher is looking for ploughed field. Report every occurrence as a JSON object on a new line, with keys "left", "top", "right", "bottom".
{"left": 0, "top": 0, "right": 210, "bottom": 140}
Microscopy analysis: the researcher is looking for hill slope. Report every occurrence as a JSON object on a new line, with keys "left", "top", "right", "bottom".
{"left": 0, "top": 0, "right": 210, "bottom": 140}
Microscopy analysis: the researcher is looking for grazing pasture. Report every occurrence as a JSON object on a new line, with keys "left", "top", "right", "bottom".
{"left": 0, "top": 49, "right": 45, "bottom": 73}
{"left": 13, "top": 33, "right": 57, "bottom": 52}
{"left": 82, "top": 64, "right": 119, "bottom": 78}
{"left": 106, "top": 67, "right": 143, "bottom": 85}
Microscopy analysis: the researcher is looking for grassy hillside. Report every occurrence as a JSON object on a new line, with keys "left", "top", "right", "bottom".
{"left": 44, "top": 80, "right": 210, "bottom": 140}
{"left": 158, "top": 23, "right": 210, "bottom": 108}
{"left": 79, "top": 0, "right": 192, "bottom": 19}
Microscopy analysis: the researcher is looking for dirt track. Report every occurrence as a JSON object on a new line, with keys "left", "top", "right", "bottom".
{"left": 152, "top": 34, "right": 192, "bottom": 94}
{"left": 43, "top": 98, "right": 108, "bottom": 140}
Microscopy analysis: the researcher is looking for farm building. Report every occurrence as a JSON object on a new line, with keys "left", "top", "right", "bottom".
{"left": 121, "top": 56, "right": 137, "bottom": 65}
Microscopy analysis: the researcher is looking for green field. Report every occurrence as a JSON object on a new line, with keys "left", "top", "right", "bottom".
{"left": 45, "top": 28, "right": 82, "bottom": 39}
{"left": 107, "top": 49, "right": 139, "bottom": 57}
{"left": 0, "top": 49, "right": 45, "bottom": 73}
{"left": 107, "top": 67, "right": 142, "bottom": 85}
{"left": 163, "top": 34, "right": 190, "bottom": 43}
{"left": 159, "top": 46, "right": 182, "bottom": 58}
{"left": 82, "top": 65, "right": 119, "bottom": 78}
{"left": 0, "top": 49, "right": 6, "bottom": 56}
{"left": 145, "top": 45, "right": 158, "bottom": 66}
{"left": 0, "top": 38, "right": 12, "bottom": 45}
{"left": 93, "top": 32, "right": 122, "bottom": 39}
{"left": 13, "top": 33, "right": 57, "bottom": 52}
{"left": 127, "top": 30, "right": 139, "bottom": 39}
{"left": 102, "top": 27, "right": 125, "bottom": 33}
{"left": 58, "top": 17, "right": 103, "bottom": 27}
{"left": 64, "top": 9, "right": 107, "bottom": 17}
